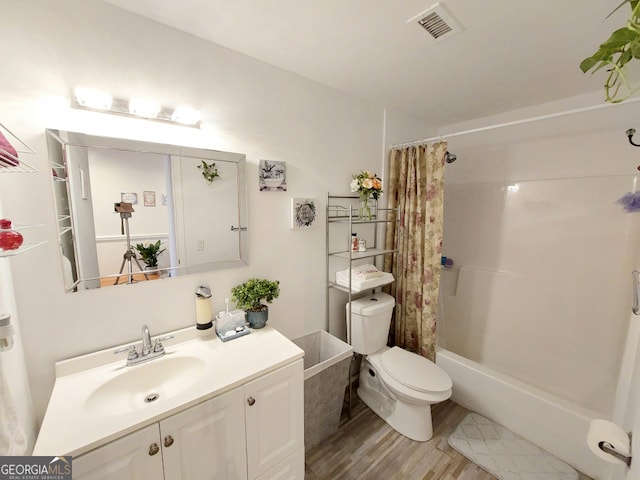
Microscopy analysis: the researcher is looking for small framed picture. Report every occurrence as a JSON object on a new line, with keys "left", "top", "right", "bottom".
{"left": 291, "top": 197, "right": 317, "bottom": 229}
{"left": 143, "top": 191, "right": 156, "bottom": 207}
{"left": 121, "top": 192, "right": 138, "bottom": 205}
{"left": 260, "top": 160, "right": 287, "bottom": 191}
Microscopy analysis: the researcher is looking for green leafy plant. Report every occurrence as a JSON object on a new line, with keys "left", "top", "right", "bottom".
{"left": 135, "top": 240, "right": 166, "bottom": 268}
{"left": 580, "top": 0, "right": 640, "bottom": 102}
{"left": 198, "top": 160, "right": 220, "bottom": 184}
{"left": 231, "top": 278, "right": 280, "bottom": 312}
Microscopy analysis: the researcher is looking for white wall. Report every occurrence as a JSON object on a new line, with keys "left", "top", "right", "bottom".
{"left": 1, "top": 0, "right": 385, "bottom": 423}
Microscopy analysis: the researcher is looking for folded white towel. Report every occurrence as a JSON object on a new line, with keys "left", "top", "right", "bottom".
{"left": 335, "top": 270, "right": 394, "bottom": 292}
{"left": 351, "top": 264, "right": 384, "bottom": 279}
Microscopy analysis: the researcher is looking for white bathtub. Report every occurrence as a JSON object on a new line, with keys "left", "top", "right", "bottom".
{"left": 436, "top": 348, "right": 611, "bottom": 480}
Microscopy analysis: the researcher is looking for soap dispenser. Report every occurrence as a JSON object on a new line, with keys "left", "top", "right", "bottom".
{"left": 195, "top": 285, "right": 213, "bottom": 330}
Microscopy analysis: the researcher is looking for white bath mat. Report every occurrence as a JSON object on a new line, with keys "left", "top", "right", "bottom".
{"left": 448, "top": 413, "right": 578, "bottom": 480}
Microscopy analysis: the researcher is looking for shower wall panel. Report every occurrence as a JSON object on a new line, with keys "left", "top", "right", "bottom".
{"left": 440, "top": 175, "right": 640, "bottom": 415}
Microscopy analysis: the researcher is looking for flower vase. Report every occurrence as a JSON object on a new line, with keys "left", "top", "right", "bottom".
{"left": 359, "top": 196, "right": 372, "bottom": 220}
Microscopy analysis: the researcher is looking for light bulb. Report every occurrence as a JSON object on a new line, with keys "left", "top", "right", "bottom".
{"left": 74, "top": 87, "right": 113, "bottom": 110}
{"left": 171, "top": 106, "right": 201, "bottom": 125}
{"left": 129, "top": 98, "right": 161, "bottom": 118}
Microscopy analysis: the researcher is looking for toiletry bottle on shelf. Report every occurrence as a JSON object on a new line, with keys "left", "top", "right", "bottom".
{"left": 195, "top": 285, "right": 213, "bottom": 330}
{"left": 0, "top": 219, "right": 23, "bottom": 251}
{"left": 351, "top": 233, "right": 358, "bottom": 252}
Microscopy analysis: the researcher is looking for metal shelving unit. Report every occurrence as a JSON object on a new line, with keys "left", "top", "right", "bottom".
{"left": 0, "top": 124, "right": 46, "bottom": 258}
{"left": 326, "top": 193, "right": 399, "bottom": 417}
{"left": 0, "top": 122, "right": 38, "bottom": 173}
{"left": 0, "top": 224, "right": 46, "bottom": 257}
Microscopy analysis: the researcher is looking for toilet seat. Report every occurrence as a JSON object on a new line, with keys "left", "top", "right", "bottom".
{"left": 366, "top": 347, "right": 452, "bottom": 404}
{"left": 380, "top": 347, "right": 452, "bottom": 394}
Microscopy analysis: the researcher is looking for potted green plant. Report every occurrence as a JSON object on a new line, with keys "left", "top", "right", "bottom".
{"left": 231, "top": 278, "right": 280, "bottom": 329}
{"left": 135, "top": 240, "right": 166, "bottom": 270}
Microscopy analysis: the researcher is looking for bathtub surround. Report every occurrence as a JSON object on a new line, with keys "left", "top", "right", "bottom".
{"left": 384, "top": 142, "right": 447, "bottom": 361}
{"left": 431, "top": 96, "right": 640, "bottom": 477}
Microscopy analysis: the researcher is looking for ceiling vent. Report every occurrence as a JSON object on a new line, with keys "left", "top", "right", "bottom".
{"left": 407, "top": 3, "right": 463, "bottom": 42}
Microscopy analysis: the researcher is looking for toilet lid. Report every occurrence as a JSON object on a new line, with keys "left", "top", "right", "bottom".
{"left": 380, "top": 347, "right": 452, "bottom": 394}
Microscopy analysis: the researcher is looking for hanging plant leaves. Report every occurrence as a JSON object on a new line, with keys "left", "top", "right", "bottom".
{"left": 580, "top": 0, "right": 640, "bottom": 102}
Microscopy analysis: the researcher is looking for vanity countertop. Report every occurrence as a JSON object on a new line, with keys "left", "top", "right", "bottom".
{"left": 33, "top": 325, "right": 304, "bottom": 457}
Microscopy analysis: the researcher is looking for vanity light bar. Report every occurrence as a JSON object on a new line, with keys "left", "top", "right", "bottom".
{"left": 74, "top": 87, "right": 113, "bottom": 110}
{"left": 128, "top": 98, "right": 162, "bottom": 118}
{"left": 71, "top": 87, "right": 201, "bottom": 128}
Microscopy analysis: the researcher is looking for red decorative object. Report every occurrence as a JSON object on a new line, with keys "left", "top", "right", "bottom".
{"left": 0, "top": 131, "right": 19, "bottom": 167}
{"left": 0, "top": 219, "right": 23, "bottom": 250}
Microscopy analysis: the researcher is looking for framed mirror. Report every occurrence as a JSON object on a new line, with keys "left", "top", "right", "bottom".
{"left": 46, "top": 130, "right": 248, "bottom": 293}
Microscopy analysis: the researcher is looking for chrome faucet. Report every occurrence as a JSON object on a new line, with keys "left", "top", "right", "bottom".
{"left": 114, "top": 324, "right": 174, "bottom": 366}
{"left": 141, "top": 324, "right": 153, "bottom": 355}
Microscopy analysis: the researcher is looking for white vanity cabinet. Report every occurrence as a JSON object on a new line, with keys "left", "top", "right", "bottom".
{"left": 72, "top": 424, "right": 164, "bottom": 479}
{"left": 244, "top": 360, "right": 304, "bottom": 480}
{"left": 160, "top": 387, "right": 247, "bottom": 479}
{"left": 72, "top": 360, "right": 304, "bottom": 480}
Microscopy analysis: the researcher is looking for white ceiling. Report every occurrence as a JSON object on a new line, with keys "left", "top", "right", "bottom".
{"left": 103, "top": 0, "right": 628, "bottom": 127}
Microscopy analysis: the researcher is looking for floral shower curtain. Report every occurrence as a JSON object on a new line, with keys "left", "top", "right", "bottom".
{"left": 383, "top": 142, "right": 447, "bottom": 362}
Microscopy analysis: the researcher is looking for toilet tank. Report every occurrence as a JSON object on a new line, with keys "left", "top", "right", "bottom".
{"left": 347, "top": 292, "right": 395, "bottom": 354}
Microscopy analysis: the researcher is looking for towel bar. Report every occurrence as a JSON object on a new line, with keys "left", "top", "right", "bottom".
{"left": 633, "top": 270, "right": 640, "bottom": 315}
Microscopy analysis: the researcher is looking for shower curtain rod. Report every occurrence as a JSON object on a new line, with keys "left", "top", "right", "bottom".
{"left": 390, "top": 96, "right": 640, "bottom": 149}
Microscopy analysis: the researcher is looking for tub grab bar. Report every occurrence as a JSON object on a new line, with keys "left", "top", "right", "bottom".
{"left": 633, "top": 270, "right": 640, "bottom": 315}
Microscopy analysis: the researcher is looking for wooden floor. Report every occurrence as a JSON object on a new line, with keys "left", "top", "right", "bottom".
{"left": 305, "top": 398, "right": 593, "bottom": 480}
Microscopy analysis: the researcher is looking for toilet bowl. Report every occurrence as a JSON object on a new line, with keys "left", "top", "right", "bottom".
{"left": 347, "top": 292, "right": 452, "bottom": 441}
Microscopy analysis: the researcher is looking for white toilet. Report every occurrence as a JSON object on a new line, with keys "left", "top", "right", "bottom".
{"left": 347, "top": 292, "right": 452, "bottom": 441}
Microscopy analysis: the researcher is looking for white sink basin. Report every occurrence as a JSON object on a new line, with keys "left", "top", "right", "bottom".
{"left": 85, "top": 355, "right": 206, "bottom": 416}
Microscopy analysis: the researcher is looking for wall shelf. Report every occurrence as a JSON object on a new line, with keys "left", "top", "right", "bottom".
{"left": 0, "top": 242, "right": 47, "bottom": 258}
{"left": 326, "top": 193, "right": 400, "bottom": 419}
{"left": 328, "top": 248, "right": 397, "bottom": 260}
{"left": 0, "top": 123, "right": 46, "bottom": 257}
{"left": 0, "top": 122, "right": 37, "bottom": 173}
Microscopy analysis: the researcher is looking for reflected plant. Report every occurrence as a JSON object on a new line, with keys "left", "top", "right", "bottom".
{"left": 198, "top": 160, "right": 220, "bottom": 184}
{"left": 135, "top": 240, "right": 166, "bottom": 268}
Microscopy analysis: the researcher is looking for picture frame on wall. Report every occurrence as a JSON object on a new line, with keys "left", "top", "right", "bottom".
{"left": 143, "top": 191, "right": 156, "bottom": 207}
{"left": 260, "top": 160, "right": 286, "bottom": 191}
{"left": 120, "top": 192, "right": 138, "bottom": 205}
{"left": 291, "top": 197, "right": 317, "bottom": 229}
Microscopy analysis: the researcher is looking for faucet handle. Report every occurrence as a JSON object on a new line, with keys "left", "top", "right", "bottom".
{"left": 153, "top": 335, "right": 174, "bottom": 353}
{"left": 114, "top": 345, "right": 139, "bottom": 360}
